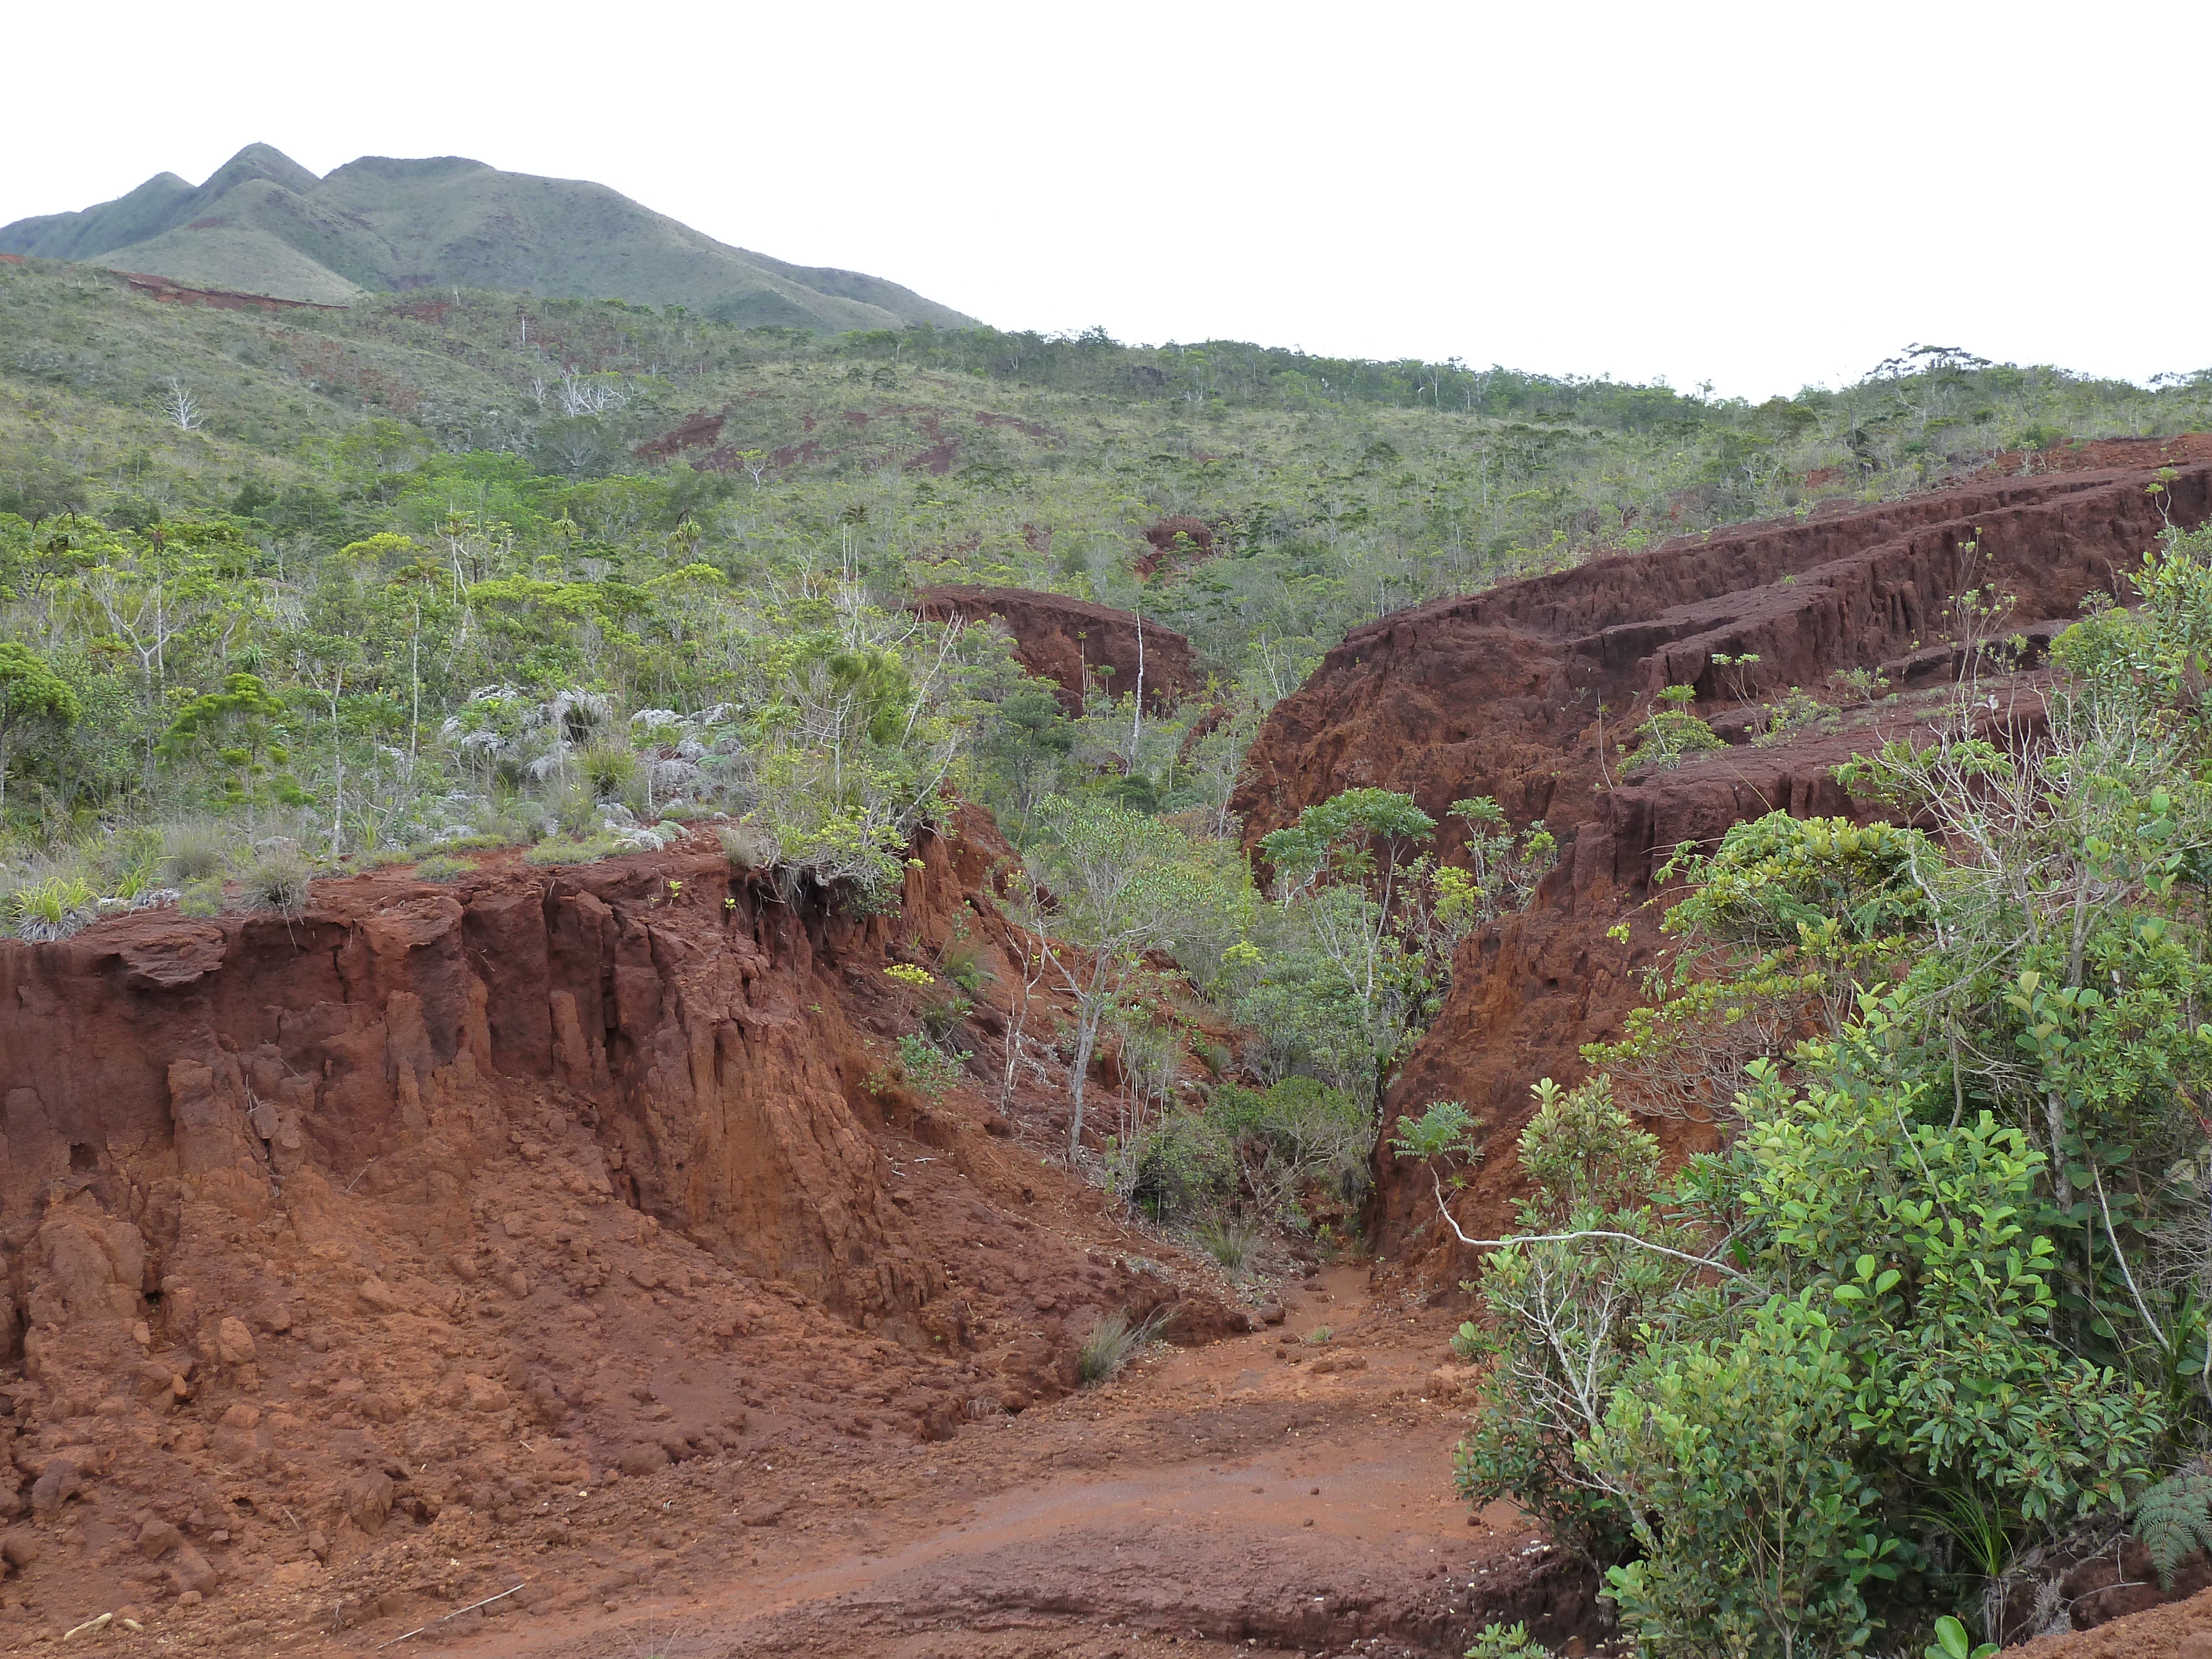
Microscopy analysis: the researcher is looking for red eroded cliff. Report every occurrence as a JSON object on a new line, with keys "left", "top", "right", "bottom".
{"left": 0, "top": 806, "right": 1241, "bottom": 1634}
{"left": 1230, "top": 462, "right": 2212, "bottom": 1267}
{"left": 912, "top": 585, "right": 1206, "bottom": 716}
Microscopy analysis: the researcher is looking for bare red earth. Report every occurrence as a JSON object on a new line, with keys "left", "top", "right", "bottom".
{"left": 1134, "top": 517, "right": 1220, "bottom": 578}
{"left": 105, "top": 269, "right": 343, "bottom": 312}
{"left": 912, "top": 585, "right": 1208, "bottom": 716}
{"left": 635, "top": 410, "right": 728, "bottom": 462}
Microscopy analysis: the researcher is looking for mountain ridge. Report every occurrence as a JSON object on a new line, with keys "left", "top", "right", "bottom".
{"left": 0, "top": 143, "right": 978, "bottom": 329}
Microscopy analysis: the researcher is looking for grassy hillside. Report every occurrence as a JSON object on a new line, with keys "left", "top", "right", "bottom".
{"left": 6, "top": 243, "right": 2210, "bottom": 951}
{"left": 7, "top": 255, "right": 2211, "bottom": 704}
{"left": 0, "top": 144, "right": 977, "bottom": 328}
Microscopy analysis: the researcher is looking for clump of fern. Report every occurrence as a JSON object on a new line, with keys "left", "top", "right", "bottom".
{"left": 2133, "top": 1463, "right": 2212, "bottom": 1586}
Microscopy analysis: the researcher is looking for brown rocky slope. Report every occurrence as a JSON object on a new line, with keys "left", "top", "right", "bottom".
{"left": 1230, "top": 461, "right": 2212, "bottom": 1258}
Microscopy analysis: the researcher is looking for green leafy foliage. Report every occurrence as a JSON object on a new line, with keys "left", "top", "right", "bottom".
{"left": 1924, "top": 1614, "right": 1998, "bottom": 1659}
{"left": 1631, "top": 684, "right": 1726, "bottom": 770}
{"left": 1464, "top": 1624, "right": 1552, "bottom": 1659}
{"left": 1592, "top": 1296, "right": 1901, "bottom": 1659}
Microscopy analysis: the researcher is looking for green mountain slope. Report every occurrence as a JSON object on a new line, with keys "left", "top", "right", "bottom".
{"left": 0, "top": 144, "right": 977, "bottom": 328}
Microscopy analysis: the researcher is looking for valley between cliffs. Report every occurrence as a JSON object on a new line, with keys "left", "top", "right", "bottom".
{"left": 13, "top": 455, "right": 2212, "bottom": 1655}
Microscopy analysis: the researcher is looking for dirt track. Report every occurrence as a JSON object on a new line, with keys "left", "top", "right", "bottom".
{"left": 372, "top": 1267, "right": 1595, "bottom": 1659}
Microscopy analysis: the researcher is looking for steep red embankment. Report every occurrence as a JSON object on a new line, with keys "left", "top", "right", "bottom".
{"left": 1232, "top": 462, "right": 2212, "bottom": 1262}
{"left": 913, "top": 583, "right": 1206, "bottom": 715}
{"left": 0, "top": 806, "right": 1253, "bottom": 1643}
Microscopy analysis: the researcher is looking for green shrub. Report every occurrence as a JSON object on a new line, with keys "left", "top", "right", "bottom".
{"left": 412, "top": 854, "right": 474, "bottom": 883}
{"left": 1924, "top": 1615, "right": 1997, "bottom": 1659}
{"left": 1302, "top": 1324, "right": 1333, "bottom": 1345}
{"left": 4, "top": 871, "right": 95, "bottom": 938}
{"left": 1466, "top": 1624, "right": 1553, "bottom": 1659}
{"left": 895, "top": 1034, "right": 967, "bottom": 1104}
{"left": 942, "top": 935, "right": 991, "bottom": 995}
{"left": 1632, "top": 685, "right": 1726, "bottom": 770}
{"left": 577, "top": 740, "right": 637, "bottom": 800}
{"left": 1125, "top": 1110, "right": 1235, "bottom": 1220}
{"left": 1588, "top": 1296, "right": 1897, "bottom": 1659}
{"left": 1204, "top": 1077, "right": 1370, "bottom": 1219}
{"left": 429, "top": 831, "right": 508, "bottom": 852}
{"left": 1751, "top": 686, "right": 1832, "bottom": 747}
{"left": 98, "top": 826, "right": 166, "bottom": 898}
{"left": 1517, "top": 1076, "right": 1658, "bottom": 1222}
{"left": 243, "top": 849, "right": 310, "bottom": 915}
{"left": 178, "top": 877, "right": 223, "bottom": 917}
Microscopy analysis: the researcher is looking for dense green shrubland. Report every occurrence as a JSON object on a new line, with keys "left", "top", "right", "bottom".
{"left": 1396, "top": 523, "right": 2212, "bottom": 1655}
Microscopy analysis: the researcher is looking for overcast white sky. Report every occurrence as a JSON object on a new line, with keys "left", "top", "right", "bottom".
{"left": 3, "top": 1, "right": 2201, "bottom": 400}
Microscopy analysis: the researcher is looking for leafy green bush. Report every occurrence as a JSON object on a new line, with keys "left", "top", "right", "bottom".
{"left": 1465, "top": 1624, "right": 1552, "bottom": 1659}
{"left": 1204, "top": 1076, "right": 1371, "bottom": 1220}
{"left": 1589, "top": 1296, "right": 1898, "bottom": 1659}
{"left": 1751, "top": 686, "right": 1832, "bottom": 747}
{"left": 893, "top": 1034, "right": 967, "bottom": 1104}
{"left": 178, "top": 877, "right": 223, "bottom": 917}
{"left": 1631, "top": 685, "right": 1726, "bottom": 770}
{"left": 1516, "top": 1076, "right": 1658, "bottom": 1222}
{"left": 1924, "top": 1614, "right": 1997, "bottom": 1659}
{"left": 1124, "top": 1109, "right": 1234, "bottom": 1220}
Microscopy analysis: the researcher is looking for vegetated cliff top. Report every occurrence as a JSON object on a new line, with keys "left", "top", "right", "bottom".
{"left": 0, "top": 142, "right": 979, "bottom": 329}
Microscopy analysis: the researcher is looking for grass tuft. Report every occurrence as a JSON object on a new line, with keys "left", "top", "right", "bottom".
{"left": 524, "top": 833, "right": 622, "bottom": 867}
{"left": 1190, "top": 1217, "right": 1264, "bottom": 1274}
{"left": 243, "top": 849, "right": 311, "bottom": 915}
{"left": 164, "top": 823, "right": 229, "bottom": 884}
{"left": 1076, "top": 1308, "right": 1170, "bottom": 1386}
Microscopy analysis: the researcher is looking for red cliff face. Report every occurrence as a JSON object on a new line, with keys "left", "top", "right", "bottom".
{"left": 0, "top": 807, "right": 1239, "bottom": 1618}
{"left": 912, "top": 585, "right": 1206, "bottom": 716}
{"left": 1230, "top": 463, "right": 2212, "bottom": 1271}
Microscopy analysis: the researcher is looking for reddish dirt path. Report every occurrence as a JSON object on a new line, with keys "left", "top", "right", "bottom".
{"left": 398, "top": 1268, "right": 1598, "bottom": 1658}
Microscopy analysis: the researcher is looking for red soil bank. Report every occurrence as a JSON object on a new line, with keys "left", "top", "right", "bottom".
{"left": 106, "top": 269, "right": 343, "bottom": 312}
{"left": 634, "top": 409, "right": 727, "bottom": 461}
{"left": 1135, "top": 515, "right": 1219, "bottom": 578}
{"left": 0, "top": 806, "right": 1248, "bottom": 1640}
{"left": 912, "top": 584, "right": 1207, "bottom": 716}
{"left": 1232, "top": 461, "right": 2212, "bottom": 1262}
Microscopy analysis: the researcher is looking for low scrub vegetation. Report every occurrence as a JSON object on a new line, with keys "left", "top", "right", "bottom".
{"left": 1393, "top": 523, "right": 2212, "bottom": 1655}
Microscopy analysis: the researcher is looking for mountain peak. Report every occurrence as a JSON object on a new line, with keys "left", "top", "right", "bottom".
{"left": 0, "top": 150, "right": 978, "bottom": 331}
{"left": 198, "top": 143, "right": 321, "bottom": 198}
